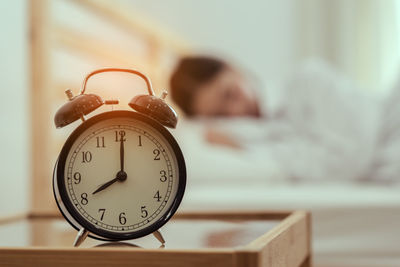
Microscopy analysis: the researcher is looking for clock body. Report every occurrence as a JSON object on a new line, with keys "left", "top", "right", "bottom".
{"left": 53, "top": 110, "right": 186, "bottom": 241}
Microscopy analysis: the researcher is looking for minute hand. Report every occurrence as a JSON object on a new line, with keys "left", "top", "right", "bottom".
{"left": 120, "top": 133, "right": 124, "bottom": 172}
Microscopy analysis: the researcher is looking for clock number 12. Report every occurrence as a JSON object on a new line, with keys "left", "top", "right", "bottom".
{"left": 115, "top": 130, "right": 126, "bottom": 142}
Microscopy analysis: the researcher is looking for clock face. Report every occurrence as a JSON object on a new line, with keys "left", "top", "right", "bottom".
{"left": 54, "top": 111, "right": 186, "bottom": 240}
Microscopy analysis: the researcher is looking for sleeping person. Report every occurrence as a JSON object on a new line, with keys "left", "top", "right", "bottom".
{"left": 169, "top": 56, "right": 381, "bottom": 182}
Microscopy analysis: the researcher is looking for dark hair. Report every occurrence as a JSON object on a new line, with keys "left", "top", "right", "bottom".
{"left": 170, "top": 56, "right": 226, "bottom": 116}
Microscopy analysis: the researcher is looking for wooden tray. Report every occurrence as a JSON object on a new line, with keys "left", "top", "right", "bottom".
{"left": 0, "top": 210, "right": 311, "bottom": 267}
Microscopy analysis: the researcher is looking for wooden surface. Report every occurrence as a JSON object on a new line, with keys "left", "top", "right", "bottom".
{"left": 250, "top": 211, "right": 312, "bottom": 267}
{"left": 0, "top": 210, "right": 311, "bottom": 267}
{"left": 0, "top": 248, "right": 236, "bottom": 267}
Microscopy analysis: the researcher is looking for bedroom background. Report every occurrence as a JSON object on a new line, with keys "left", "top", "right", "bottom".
{"left": 1, "top": 0, "right": 400, "bottom": 266}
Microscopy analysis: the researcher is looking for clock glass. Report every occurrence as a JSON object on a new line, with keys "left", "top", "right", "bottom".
{"left": 54, "top": 111, "right": 186, "bottom": 240}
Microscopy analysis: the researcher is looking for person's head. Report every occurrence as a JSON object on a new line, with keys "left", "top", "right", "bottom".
{"left": 170, "top": 56, "right": 260, "bottom": 118}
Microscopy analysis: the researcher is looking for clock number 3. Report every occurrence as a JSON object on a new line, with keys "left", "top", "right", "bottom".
{"left": 160, "top": 170, "right": 167, "bottom": 182}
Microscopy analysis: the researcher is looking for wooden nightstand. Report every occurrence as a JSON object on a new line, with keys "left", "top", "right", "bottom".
{"left": 0, "top": 210, "right": 311, "bottom": 267}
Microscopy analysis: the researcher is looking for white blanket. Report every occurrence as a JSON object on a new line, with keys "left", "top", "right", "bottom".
{"left": 171, "top": 60, "right": 400, "bottom": 266}
{"left": 365, "top": 76, "right": 400, "bottom": 182}
{"left": 173, "top": 60, "right": 381, "bottom": 183}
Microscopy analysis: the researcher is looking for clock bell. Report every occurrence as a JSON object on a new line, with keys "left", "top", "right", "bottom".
{"left": 54, "top": 68, "right": 178, "bottom": 129}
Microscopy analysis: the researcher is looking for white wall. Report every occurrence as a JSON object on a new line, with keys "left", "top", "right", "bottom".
{"left": 123, "top": 0, "right": 400, "bottom": 95}
{"left": 0, "top": 0, "right": 29, "bottom": 216}
{"left": 123, "top": 0, "right": 297, "bottom": 88}
{"left": 297, "top": 0, "right": 400, "bottom": 94}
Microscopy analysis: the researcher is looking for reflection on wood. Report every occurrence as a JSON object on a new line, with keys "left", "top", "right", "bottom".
{"left": 0, "top": 211, "right": 283, "bottom": 248}
{"left": 0, "top": 211, "right": 311, "bottom": 267}
{"left": 174, "top": 210, "right": 291, "bottom": 221}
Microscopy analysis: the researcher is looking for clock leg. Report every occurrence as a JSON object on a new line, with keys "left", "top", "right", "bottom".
{"left": 73, "top": 228, "right": 89, "bottom": 247}
{"left": 153, "top": 230, "right": 165, "bottom": 246}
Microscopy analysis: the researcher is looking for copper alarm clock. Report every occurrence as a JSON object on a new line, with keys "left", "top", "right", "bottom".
{"left": 53, "top": 68, "right": 186, "bottom": 246}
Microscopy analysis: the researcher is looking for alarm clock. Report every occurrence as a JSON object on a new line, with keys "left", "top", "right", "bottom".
{"left": 53, "top": 68, "right": 186, "bottom": 247}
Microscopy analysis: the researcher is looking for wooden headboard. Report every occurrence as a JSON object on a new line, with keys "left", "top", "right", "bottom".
{"left": 30, "top": 0, "right": 190, "bottom": 213}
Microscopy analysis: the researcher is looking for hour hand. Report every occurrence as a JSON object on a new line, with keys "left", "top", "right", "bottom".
{"left": 92, "top": 171, "right": 127, "bottom": 195}
{"left": 92, "top": 177, "right": 118, "bottom": 195}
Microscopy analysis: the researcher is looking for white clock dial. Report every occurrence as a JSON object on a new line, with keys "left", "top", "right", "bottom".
{"left": 62, "top": 115, "right": 180, "bottom": 235}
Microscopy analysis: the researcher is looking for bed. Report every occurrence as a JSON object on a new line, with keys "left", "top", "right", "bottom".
{"left": 173, "top": 118, "right": 400, "bottom": 267}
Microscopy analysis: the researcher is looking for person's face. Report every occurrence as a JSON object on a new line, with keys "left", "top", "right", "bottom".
{"left": 192, "top": 67, "right": 260, "bottom": 117}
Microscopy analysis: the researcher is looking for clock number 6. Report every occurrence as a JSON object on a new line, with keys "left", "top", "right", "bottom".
{"left": 119, "top": 212, "right": 127, "bottom": 225}
{"left": 141, "top": 206, "right": 148, "bottom": 218}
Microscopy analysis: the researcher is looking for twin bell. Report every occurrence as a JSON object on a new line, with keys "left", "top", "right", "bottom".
{"left": 54, "top": 68, "right": 178, "bottom": 129}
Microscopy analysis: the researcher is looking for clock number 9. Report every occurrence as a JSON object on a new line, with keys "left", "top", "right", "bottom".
{"left": 119, "top": 212, "right": 127, "bottom": 225}
{"left": 141, "top": 206, "right": 148, "bottom": 218}
{"left": 160, "top": 170, "right": 167, "bottom": 182}
{"left": 73, "top": 172, "right": 81, "bottom": 184}
{"left": 80, "top": 193, "right": 88, "bottom": 205}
